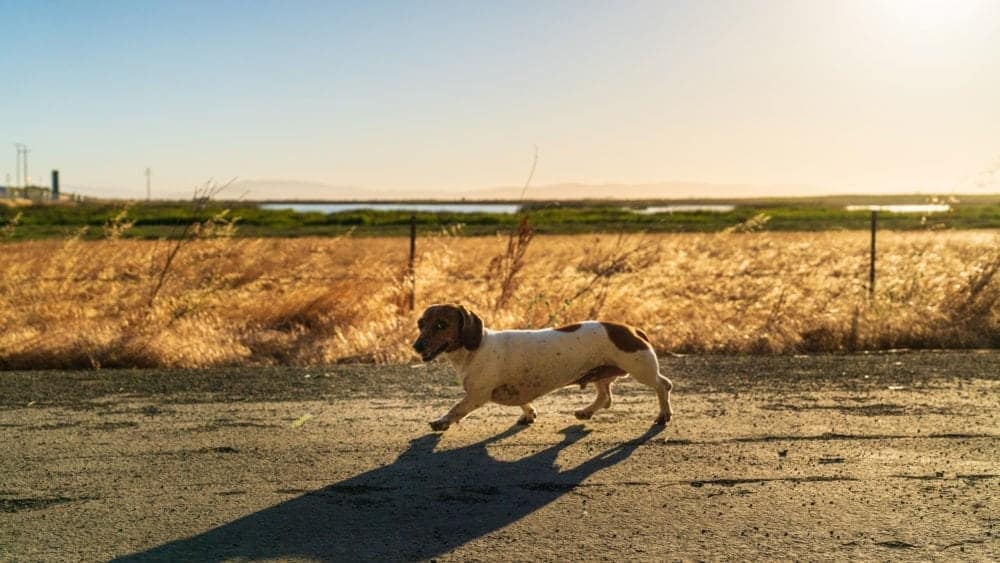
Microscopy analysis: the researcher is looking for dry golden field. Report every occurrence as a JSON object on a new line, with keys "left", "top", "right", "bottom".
{"left": 0, "top": 229, "right": 997, "bottom": 369}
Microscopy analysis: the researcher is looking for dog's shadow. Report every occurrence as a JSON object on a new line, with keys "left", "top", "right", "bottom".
{"left": 114, "top": 423, "right": 663, "bottom": 562}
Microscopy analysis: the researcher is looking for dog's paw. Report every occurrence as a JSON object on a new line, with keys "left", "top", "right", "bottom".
{"left": 516, "top": 415, "right": 535, "bottom": 425}
{"left": 574, "top": 409, "right": 593, "bottom": 420}
{"left": 654, "top": 413, "right": 671, "bottom": 426}
{"left": 429, "top": 418, "right": 451, "bottom": 432}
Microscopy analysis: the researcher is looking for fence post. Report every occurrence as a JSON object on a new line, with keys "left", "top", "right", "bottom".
{"left": 869, "top": 210, "right": 877, "bottom": 301}
{"left": 408, "top": 214, "right": 416, "bottom": 311}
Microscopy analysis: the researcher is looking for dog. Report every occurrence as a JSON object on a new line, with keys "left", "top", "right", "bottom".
{"left": 412, "top": 303, "right": 673, "bottom": 431}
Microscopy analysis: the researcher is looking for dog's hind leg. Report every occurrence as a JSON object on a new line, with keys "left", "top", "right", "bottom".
{"left": 652, "top": 372, "right": 674, "bottom": 425}
{"left": 623, "top": 353, "right": 673, "bottom": 425}
{"left": 517, "top": 404, "right": 537, "bottom": 425}
{"left": 574, "top": 378, "right": 614, "bottom": 420}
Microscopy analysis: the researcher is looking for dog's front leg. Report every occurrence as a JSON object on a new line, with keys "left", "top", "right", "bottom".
{"left": 430, "top": 394, "right": 485, "bottom": 432}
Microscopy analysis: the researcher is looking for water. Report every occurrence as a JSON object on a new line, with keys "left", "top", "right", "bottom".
{"left": 845, "top": 204, "right": 951, "bottom": 214}
{"left": 633, "top": 205, "right": 736, "bottom": 214}
{"left": 259, "top": 202, "right": 741, "bottom": 215}
{"left": 259, "top": 202, "right": 522, "bottom": 214}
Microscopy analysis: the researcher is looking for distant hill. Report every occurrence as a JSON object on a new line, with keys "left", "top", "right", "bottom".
{"left": 230, "top": 180, "right": 390, "bottom": 201}
{"left": 65, "top": 178, "right": 991, "bottom": 202}
{"left": 232, "top": 180, "right": 828, "bottom": 201}
{"left": 236, "top": 180, "right": 955, "bottom": 202}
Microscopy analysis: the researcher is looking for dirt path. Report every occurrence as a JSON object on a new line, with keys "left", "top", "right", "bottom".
{"left": 2, "top": 351, "right": 998, "bottom": 561}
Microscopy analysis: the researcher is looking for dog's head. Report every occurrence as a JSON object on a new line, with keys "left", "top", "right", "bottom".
{"left": 412, "top": 303, "right": 483, "bottom": 361}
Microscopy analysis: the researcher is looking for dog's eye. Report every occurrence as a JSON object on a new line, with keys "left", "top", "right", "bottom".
{"left": 434, "top": 322, "right": 447, "bottom": 330}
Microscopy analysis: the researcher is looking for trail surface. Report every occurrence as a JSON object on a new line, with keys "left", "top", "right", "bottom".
{"left": 2, "top": 351, "right": 998, "bottom": 561}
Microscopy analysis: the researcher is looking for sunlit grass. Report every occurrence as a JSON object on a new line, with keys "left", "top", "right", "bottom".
{"left": 0, "top": 229, "right": 996, "bottom": 369}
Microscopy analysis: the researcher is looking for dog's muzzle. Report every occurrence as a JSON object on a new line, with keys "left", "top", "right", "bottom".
{"left": 412, "top": 339, "right": 445, "bottom": 362}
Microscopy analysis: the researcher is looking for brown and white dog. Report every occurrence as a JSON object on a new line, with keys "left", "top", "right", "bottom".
{"left": 412, "top": 303, "right": 674, "bottom": 431}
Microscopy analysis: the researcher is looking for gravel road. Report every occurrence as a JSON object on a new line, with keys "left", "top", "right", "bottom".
{"left": 2, "top": 351, "right": 998, "bottom": 561}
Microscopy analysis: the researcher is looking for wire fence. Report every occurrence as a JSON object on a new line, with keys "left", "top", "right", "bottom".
{"left": 5, "top": 268, "right": 866, "bottom": 284}
{"left": 0, "top": 212, "right": 940, "bottom": 312}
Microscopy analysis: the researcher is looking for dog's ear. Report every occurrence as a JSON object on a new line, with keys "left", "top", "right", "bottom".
{"left": 457, "top": 305, "right": 483, "bottom": 351}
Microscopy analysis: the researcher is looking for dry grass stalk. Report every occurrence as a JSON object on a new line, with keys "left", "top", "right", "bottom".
{"left": 102, "top": 207, "right": 136, "bottom": 240}
{"left": 566, "top": 234, "right": 660, "bottom": 318}
{"left": 723, "top": 212, "right": 771, "bottom": 234}
{"left": 2, "top": 212, "right": 23, "bottom": 239}
{"left": 487, "top": 215, "right": 534, "bottom": 312}
{"left": 147, "top": 181, "right": 231, "bottom": 307}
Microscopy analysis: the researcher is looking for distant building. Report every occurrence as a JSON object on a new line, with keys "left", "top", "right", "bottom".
{"left": 25, "top": 186, "right": 50, "bottom": 201}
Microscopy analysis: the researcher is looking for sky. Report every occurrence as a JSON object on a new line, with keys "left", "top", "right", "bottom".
{"left": 3, "top": 0, "right": 999, "bottom": 199}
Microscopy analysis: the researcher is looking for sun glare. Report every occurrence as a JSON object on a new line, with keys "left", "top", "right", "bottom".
{"left": 867, "top": 0, "right": 989, "bottom": 32}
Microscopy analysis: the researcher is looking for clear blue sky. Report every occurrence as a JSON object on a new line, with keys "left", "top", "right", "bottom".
{"left": 3, "top": 0, "right": 999, "bottom": 198}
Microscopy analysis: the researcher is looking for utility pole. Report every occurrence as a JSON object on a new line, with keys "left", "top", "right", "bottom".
{"left": 22, "top": 146, "right": 30, "bottom": 187}
{"left": 145, "top": 167, "right": 151, "bottom": 200}
{"left": 869, "top": 210, "right": 877, "bottom": 301}
{"left": 13, "top": 144, "right": 24, "bottom": 188}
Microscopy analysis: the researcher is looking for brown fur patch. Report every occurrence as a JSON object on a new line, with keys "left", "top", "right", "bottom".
{"left": 457, "top": 306, "right": 483, "bottom": 351}
{"left": 600, "top": 322, "right": 651, "bottom": 352}
{"left": 573, "top": 365, "right": 626, "bottom": 388}
{"left": 554, "top": 323, "right": 582, "bottom": 332}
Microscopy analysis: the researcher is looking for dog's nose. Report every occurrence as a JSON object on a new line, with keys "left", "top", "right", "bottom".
{"left": 413, "top": 340, "right": 426, "bottom": 353}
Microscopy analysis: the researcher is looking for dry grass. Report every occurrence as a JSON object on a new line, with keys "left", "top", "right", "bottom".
{"left": 1, "top": 228, "right": 997, "bottom": 369}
